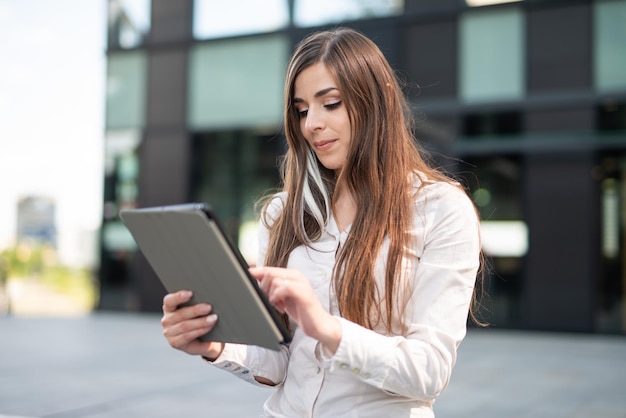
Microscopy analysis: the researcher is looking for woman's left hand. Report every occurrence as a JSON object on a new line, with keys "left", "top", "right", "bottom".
{"left": 249, "top": 266, "right": 342, "bottom": 355}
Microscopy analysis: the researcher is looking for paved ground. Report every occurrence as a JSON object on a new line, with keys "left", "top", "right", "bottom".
{"left": 1, "top": 312, "right": 625, "bottom": 418}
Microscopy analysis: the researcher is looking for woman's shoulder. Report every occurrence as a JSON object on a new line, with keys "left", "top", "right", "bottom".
{"left": 261, "top": 191, "right": 288, "bottom": 224}
{"left": 411, "top": 172, "right": 477, "bottom": 217}
{"left": 267, "top": 190, "right": 288, "bottom": 207}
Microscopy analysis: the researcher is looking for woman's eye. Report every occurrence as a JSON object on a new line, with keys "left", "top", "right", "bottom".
{"left": 325, "top": 101, "right": 342, "bottom": 111}
{"left": 297, "top": 109, "right": 308, "bottom": 118}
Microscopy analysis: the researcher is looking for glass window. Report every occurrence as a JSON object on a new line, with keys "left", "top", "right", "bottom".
{"left": 193, "top": 0, "right": 289, "bottom": 39}
{"left": 107, "top": 0, "right": 151, "bottom": 49}
{"left": 105, "top": 51, "right": 147, "bottom": 129}
{"left": 464, "top": 112, "right": 522, "bottom": 137}
{"left": 594, "top": 0, "right": 626, "bottom": 91}
{"left": 191, "top": 130, "right": 285, "bottom": 264}
{"left": 188, "top": 35, "right": 288, "bottom": 130}
{"left": 596, "top": 154, "right": 626, "bottom": 334}
{"left": 459, "top": 7, "right": 525, "bottom": 103}
{"left": 99, "top": 128, "right": 141, "bottom": 296}
{"left": 103, "top": 129, "right": 142, "bottom": 220}
{"left": 466, "top": 0, "right": 523, "bottom": 6}
{"left": 597, "top": 102, "right": 626, "bottom": 131}
{"left": 456, "top": 156, "right": 526, "bottom": 328}
{"left": 294, "top": 0, "right": 404, "bottom": 27}
{"left": 102, "top": 131, "right": 140, "bottom": 251}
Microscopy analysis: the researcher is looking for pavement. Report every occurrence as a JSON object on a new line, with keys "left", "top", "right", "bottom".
{"left": 1, "top": 311, "right": 625, "bottom": 418}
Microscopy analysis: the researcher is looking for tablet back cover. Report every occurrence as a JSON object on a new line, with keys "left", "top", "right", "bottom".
{"left": 119, "top": 204, "right": 287, "bottom": 351}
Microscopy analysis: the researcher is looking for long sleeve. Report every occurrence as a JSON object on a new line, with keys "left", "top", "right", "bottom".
{"left": 318, "top": 182, "right": 481, "bottom": 402}
{"left": 210, "top": 343, "right": 289, "bottom": 387}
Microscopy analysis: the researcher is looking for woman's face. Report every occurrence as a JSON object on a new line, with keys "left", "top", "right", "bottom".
{"left": 293, "top": 63, "right": 352, "bottom": 173}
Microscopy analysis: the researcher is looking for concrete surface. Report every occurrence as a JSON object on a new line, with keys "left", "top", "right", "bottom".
{"left": 0, "top": 313, "right": 625, "bottom": 418}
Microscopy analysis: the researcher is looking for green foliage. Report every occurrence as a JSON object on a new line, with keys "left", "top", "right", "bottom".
{"left": 1, "top": 241, "right": 99, "bottom": 312}
{"left": 1, "top": 241, "right": 48, "bottom": 278}
{"left": 40, "top": 265, "right": 99, "bottom": 309}
{"left": 0, "top": 252, "right": 7, "bottom": 283}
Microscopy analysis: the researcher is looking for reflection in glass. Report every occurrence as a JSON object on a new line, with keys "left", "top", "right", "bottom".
{"left": 459, "top": 7, "right": 524, "bottom": 103}
{"left": 106, "top": 51, "right": 147, "bottom": 129}
{"left": 294, "top": 0, "right": 403, "bottom": 27}
{"left": 100, "top": 128, "right": 141, "bottom": 298}
{"left": 594, "top": 0, "right": 626, "bottom": 90}
{"left": 191, "top": 130, "right": 285, "bottom": 264}
{"left": 108, "top": 0, "right": 151, "bottom": 49}
{"left": 193, "top": 0, "right": 289, "bottom": 39}
{"left": 188, "top": 36, "right": 288, "bottom": 130}
{"left": 457, "top": 156, "right": 524, "bottom": 328}
{"left": 466, "top": 0, "right": 522, "bottom": 6}
{"left": 480, "top": 220, "right": 528, "bottom": 257}
{"left": 103, "top": 129, "right": 142, "bottom": 219}
{"left": 597, "top": 155, "right": 626, "bottom": 334}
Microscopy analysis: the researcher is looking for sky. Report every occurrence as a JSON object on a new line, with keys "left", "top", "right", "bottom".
{"left": 0, "top": 0, "right": 106, "bottom": 266}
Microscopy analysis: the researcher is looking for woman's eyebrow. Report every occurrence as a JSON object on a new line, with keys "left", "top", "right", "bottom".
{"left": 293, "top": 87, "right": 339, "bottom": 103}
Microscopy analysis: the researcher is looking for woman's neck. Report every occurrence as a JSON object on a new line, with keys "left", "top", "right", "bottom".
{"left": 333, "top": 188, "right": 356, "bottom": 232}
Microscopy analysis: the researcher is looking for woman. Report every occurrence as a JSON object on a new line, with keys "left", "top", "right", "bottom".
{"left": 161, "top": 28, "right": 482, "bottom": 417}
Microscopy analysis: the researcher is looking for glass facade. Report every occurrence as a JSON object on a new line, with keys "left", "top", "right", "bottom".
{"left": 101, "top": 15, "right": 148, "bottom": 307}
{"left": 100, "top": 128, "right": 142, "bottom": 309}
{"left": 459, "top": 6, "right": 525, "bottom": 103}
{"left": 101, "top": 131, "right": 141, "bottom": 256}
{"left": 597, "top": 154, "right": 626, "bottom": 334}
{"left": 188, "top": 35, "right": 289, "bottom": 130}
{"left": 190, "top": 131, "right": 284, "bottom": 264}
{"left": 458, "top": 156, "right": 526, "bottom": 328}
{"left": 294, "top": 0, "right": 404, "bottom": 27}
{"left": 100, "top": 0, "right": 626, "bottom": 333}
{"left": 102, "top": 47, "right": 146, "bottom": 255}
{"left": 105, "top": 51, "right": 147, "bottom": 129}
{"left": 594, "top": 0, "right": 626, "bottom": 91}
{"left": 193, "top": 0, "right": 289, "bottom": 39}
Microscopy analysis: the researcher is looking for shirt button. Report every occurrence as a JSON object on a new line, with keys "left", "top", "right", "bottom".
{"left": 340, "top": 363, "right": 349, "bottom": 370}
{"left": 352, "top": 368, "right": 360, "bottom": 375}
{"left": 363, "top": 372, "right": 371, "bottom": 379}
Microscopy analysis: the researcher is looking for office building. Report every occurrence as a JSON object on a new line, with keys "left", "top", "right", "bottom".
{"left": 100, "top": 0, "right": 626, "bottom": 334}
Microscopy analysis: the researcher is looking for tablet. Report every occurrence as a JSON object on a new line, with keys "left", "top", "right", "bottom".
{"left": 119, "top": 203, "right": 291, "bottom": 351}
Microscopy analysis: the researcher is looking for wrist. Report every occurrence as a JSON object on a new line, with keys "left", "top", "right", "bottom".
{"left": 318, "top": 316, "right": 342, "bottom": 356}
{"left": 201, "top": 342, "right": 225, "bottom": 362}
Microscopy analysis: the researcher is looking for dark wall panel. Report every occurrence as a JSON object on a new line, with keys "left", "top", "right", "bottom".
{"left": 138, "top": 131, "right": 190, "bottom": 207}
{"left": 147, "top": 49, "right": 187, "bottom": 128}
{"left": 405, "top": 0, "right": 459, "bottom": 15}
{"left": 403, "top": 19, "right": 457, "bottom": 99}
{"left": 354, "top": 22, "right": 401, "bottom": 70}
{"left": 527, "top": 3, "right": 592, "bottom": 92}
{"left": 525, "top": 107, "right": 594, "bottom": 131}
{"left": 523, "top": 152, "right": 598, "bottom": 332}
{"left": 149, "top": 0, "right": 193, "bottom": 44}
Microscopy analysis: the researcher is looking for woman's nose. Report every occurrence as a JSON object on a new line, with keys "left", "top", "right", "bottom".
{"left": 304, "top": 108, "right": 324, "bottom": 132}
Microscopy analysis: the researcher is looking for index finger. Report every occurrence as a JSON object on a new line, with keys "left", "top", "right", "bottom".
{"left": 162, "top": 290, "right": 192, "bottom": 313}
{"left": 248, "top": 267, "right": 269, "bottom": 282}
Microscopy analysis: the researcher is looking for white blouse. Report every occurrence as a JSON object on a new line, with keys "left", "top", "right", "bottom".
{"left": 209, "top": 178, "right": 481, "bottom": 418}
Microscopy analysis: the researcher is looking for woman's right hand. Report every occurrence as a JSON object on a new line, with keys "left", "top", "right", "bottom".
{"left": 161, "top": 290, "right": 224, "bottom": 360}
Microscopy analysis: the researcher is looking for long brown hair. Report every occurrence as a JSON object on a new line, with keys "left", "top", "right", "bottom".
{"left": 261, "top": 28, "right": 483, "bottom": 332}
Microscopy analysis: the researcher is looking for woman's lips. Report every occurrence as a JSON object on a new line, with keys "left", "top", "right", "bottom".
{"left": 314, "top": 139, "right": 336, "bottom": 151}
